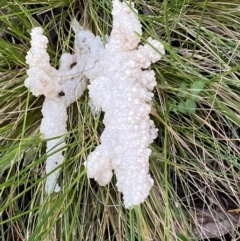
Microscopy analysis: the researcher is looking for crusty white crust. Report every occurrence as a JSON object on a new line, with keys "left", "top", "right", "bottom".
{"left": 85, "top": 0, "right": 165, "bottom": 208}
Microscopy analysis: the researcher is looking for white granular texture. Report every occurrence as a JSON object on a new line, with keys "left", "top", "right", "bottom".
{"left": 25, "top": 22, "right": 103, "bottom": 193}
{"left": 84, "top": 0, "right": 165, "bottom": 208}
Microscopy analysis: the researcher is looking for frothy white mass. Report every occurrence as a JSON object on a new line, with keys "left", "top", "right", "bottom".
{"left": 25, "top": 0, "right": 164, "bottom": 207}
{"left": 25, "top": 23, "right": 103, "bottom": 193}
{"left": 84, "top": 0, "right": 165, "bottom": 208}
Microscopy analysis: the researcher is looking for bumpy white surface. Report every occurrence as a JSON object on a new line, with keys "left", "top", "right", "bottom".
{"left": 84, "top": 0, "right": 165, "bottom": 208}
{"left": 25, "top": 23, "right": 103, "bottom": 193}
{"left": 25, "top": 27, "right": 61, "bottom": 98}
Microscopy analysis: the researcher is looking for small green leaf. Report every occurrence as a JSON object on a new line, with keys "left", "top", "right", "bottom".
{"left": 178, "top": 82, "right": 188, "bottom": 98}
{"left": 190, "top": 81, "right": 205, "bottom": 100}
{"left": 178, "top": 99, "right": 196, "bottom": 114}
{"left": 185, "top": 99, "right": 196, "bottom": 114}
{"left": 177, "top": 100, "right": 187, "bottom": 113}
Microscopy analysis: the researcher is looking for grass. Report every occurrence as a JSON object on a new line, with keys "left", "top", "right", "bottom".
{"left": 1, "top": 0, "right": 240, "bottom": 240}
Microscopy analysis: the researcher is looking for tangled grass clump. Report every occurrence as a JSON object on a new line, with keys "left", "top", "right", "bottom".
{"left": 1, "top": 0, "right": 240, "bottom": 240}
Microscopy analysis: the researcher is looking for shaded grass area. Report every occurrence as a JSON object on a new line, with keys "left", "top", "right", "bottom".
{"left": 1, "top": 0, "right": 240, "bottom": 240}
